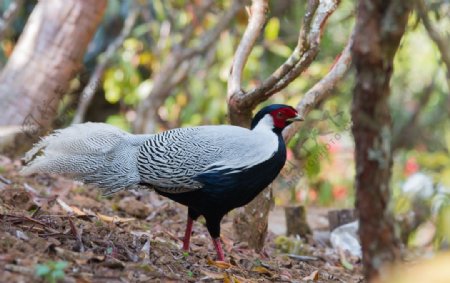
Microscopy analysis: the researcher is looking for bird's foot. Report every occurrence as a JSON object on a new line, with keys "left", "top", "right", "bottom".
{"left": 212, "top": 237, "right": 225, "bottom": 261}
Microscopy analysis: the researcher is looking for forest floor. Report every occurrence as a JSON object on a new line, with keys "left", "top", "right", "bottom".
{"left": 0, "top": 155, "right": 363, "bottom": 282}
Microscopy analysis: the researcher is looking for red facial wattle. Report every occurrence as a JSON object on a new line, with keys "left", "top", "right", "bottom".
{"left": 270, "top": 107, "right": 299, "bottom": 128}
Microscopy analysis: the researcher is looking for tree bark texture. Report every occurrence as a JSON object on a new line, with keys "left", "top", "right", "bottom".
{"left": 351, "top": 0, "right": 411, "bottom": 280}
{"left": 327, "top": 209, "right": 356, "bottom": 232}
{"left": 231, "top": 0, "right": 341, "bottom": 251}
{"left": 0, "top": 0, "right": 106, "bottom": 150}
{"left": 285, "top": 205, "right": 311, "bottom": 237}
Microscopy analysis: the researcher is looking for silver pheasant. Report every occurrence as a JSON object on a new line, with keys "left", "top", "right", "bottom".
{"left": 22, "top": 104, "right": 303, "bottom": 261}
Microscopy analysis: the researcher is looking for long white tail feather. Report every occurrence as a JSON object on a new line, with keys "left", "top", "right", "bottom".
{"left": 21, "top": 122, "right": 151, "bottom": 196}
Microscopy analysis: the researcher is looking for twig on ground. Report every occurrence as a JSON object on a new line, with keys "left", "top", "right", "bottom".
{"left": 30, "top": 206, "right": 41, "bottom": 218}
{"left": 286, "top": 254, "right": 320, "bottom": 262}
{"left": 4, "top": 264, "right": 34, "bottom": 276}
{"left": 0, "top": 175, "right": 11, "bottom": 184}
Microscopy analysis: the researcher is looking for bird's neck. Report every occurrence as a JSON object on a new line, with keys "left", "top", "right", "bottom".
{"left": 252, "top": 115, "right": 283, "bottom": 136}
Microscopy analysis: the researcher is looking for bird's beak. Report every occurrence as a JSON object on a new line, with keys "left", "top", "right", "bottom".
{"left": 286, "top": 115, "right": 304, "bottom": 122}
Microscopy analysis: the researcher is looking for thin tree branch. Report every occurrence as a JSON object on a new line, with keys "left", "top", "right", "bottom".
{"left": 72, "top": 3, "right": 140, "bottom": 124}
{"left": 416, "top": 0, "right": 450, "bottom": 93}
{"left": 179, "top": 0, "right": 244, "bottom": 61}
{"left": 0, "top": 0, "right": 24, "bottom": 41}
{"left": 227, "top": 0, "right": 268, "bottom": 102}
{"left": 179, "top": 0, "right": 215, "bottom": 47}
{"left": 235, "top": 0, "right": 319, "bottom": 108}
{"left": 235, "top": 0, "right": 340, "bottom": 110}
{"left": 283, "top": 31, "right": 354, "bottom": 141}
{"left": 392, "top": 74, "right": 436, "bottom": 150}
{"left": 134, "top": 0, "right": 245, "bottom": 133}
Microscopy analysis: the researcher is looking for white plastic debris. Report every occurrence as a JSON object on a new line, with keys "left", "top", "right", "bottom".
{"left": 330, "top": 221, "right": 361, "bottom": 258}
{"left": 402, "top": 172, "right": 434, "bottom": 200}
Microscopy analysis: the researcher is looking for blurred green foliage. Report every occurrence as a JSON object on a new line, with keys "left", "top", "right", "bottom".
{"left": 1, "top": 0, "right": 449, "bottom": 251}
{"left": 35, "top": 261, "right": 68, "bottom": 283}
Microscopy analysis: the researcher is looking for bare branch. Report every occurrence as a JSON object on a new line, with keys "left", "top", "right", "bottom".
{"left": 392, "top": 73, "right": 436, "bottom": 150}
{"left": 179, "top": 0, "right": 244, "bottom": 61}
{"left": 0, "top": 0, "right": 24, "bottom": 41}
{"left": 241, "top": 0, "right": 340, "bottom": 109}
{"left": 227, "top": 0, "right": 268, "bottom": 101}
{"left": 235, "top": 0, "right": 319, "bottom": 108}
{"left": 283, "top": 32, "right": 353, "bottom": 141}
{"left": 72, "top": 3, "right": 140, "bottom": 124}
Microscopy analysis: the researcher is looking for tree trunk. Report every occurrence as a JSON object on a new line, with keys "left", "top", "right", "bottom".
{"left": 0, "top": 0, "right": 106, "bottom": 154}
{"left": 351, "top": 0, "right": 411, "bottom": 280}
{"left": 229, "top": 94, "right": 268, "bottom": 251}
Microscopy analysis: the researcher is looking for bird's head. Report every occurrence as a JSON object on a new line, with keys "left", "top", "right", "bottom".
{"left": 251, "top": 104, "right": 303, "bottom": 133}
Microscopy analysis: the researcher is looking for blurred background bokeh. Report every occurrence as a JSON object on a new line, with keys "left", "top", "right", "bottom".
{"left": 1, "top": 0, "right": 449, "bottom": 261}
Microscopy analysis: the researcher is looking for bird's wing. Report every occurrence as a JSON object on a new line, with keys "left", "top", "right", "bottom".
{"left": 136, "top": 125, "right": 279, "bottom": 193}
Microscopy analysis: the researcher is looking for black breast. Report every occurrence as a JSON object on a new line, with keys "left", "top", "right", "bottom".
{"left": 156, "top": 133, "right": 287, "bottom": 218}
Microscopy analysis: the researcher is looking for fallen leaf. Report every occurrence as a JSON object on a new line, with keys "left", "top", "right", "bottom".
{"left": 56, "top": 198, "right": 73, "bottom": 212}
{"left": 303, "top": 270, "right": 319, "bottom": 281}
{"left": 72, "top": 206, "right": 87, "bottom": 216}
{"left": 118, "top": 197, "right": 151, "bottom": 218}
{"left": 200, "top": 269, "right": 225, "bottom": 280}
{"left": 223, "top": 273, "right": 243, "bottom": 283}
{"left": 56, "top": 198, "right": 86, "bottom": 216}
{"left": 223, "top": 273, "right": 234, "bottom": 283}
{"left": 139, "top": 239, "right": 151, "bottom": 262}
{"left": 251, "top": 266, "right": 273, "bottom": 276}
{"left": 54, "top": 247, "right": 105, "bottom": 265}
{"left": 15, "top": 230, "right": 29, "bottom": 241}
{"left": 101, "top": 258, "right": 126, "bottom": 269}
{"left": 96, "top": 213, "right": 134, "bottom": 223}
{"left": 279, "top": 269, "right": 292, "bottom": 281}
{"left": 207, "top": 258, "right": 232, "bottom": 269}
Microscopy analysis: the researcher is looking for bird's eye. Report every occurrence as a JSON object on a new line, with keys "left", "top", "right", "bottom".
{"left": 277, "top": 112, "right": 284, "bottom": 118}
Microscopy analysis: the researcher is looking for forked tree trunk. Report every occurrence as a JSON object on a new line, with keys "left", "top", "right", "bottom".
{"left": 351, "top": 0, "right": 411, "bottom": 280}
{"left": 0, "top": 0, "right": 106, "bottom": 154}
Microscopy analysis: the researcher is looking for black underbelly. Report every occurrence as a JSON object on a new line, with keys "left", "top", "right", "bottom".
{"left": 154, "top": 136, "right": 286, "bottom": 218}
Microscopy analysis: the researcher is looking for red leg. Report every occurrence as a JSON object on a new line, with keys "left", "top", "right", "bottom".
{"left": 212, "top": 237, "right": 225, "bottom": 261}
{"left": 182, "top": 217, "right": 194, "bottom": 251}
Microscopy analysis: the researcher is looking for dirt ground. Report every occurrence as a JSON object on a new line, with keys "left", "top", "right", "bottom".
{"left": 0, "top": 155, "right": 363, "bottom": 282}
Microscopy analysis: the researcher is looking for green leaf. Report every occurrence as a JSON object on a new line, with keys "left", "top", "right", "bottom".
{"left": 35, "top": 264, "right": 50, "bottom": 276}
{"left": 52, "top": 269, "right": 65, "bottom": 279}
{"left": 53, "top": 261, "right": 68, "bottom": 270}
{"left": 264, "top": 17, "right": 280, "bottom": 41}
{"left": 106, "top": 115, "right": 130, "bottom": 131}
{"left": 266, "top": 41, "right": 292, "bottom": 58}
{"left": 340, "top": 256, "right": 354, "bottom": 270}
